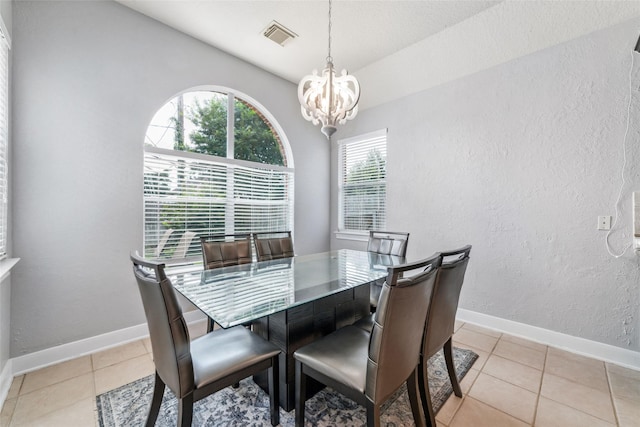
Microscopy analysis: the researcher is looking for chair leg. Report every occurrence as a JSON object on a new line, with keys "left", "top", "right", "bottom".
{"left": 407, "top": 369, "right": 426, "bottom": 427}
{"left": 418, "top": 359, "right": 436, "bottom": 427}
{"left": 295, "top": 360, "right": 306, "bottom": 427}
{"left": 177, "top": 395, "right": 194, "bottom": 427}
{"left": 444, "top": 338, "right": 462, "bottom": 397}
{"left": 146, "top": 371, "right": 165, "bottom": 427}
{"left": 365, "top": 399, "right": 381, "bottom": 427}
{"left": 269, "top": 355, "right": 280, "bottom": 426}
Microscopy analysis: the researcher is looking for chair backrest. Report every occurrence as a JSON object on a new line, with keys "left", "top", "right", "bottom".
{"left": 130, "top": 252, "right": 194, "bottom": 398}
{"left": 367, "top": 231, "right": 410, "bottom": 257}
{"left": 200, "top": 233, "right": 252, "bottom": 269}
{"left": 423, "top": 245, "right": 472, "bottom": 358}
{"left": 253, "top": 231, "right": 294, "bottom": 262}
{"left": 366, "top": 253, "right": 442, "bottom": 403}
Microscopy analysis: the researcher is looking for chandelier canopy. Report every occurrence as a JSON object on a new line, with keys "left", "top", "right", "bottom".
{"left": 297, "top": 0, "right": 360, "bottom": 139}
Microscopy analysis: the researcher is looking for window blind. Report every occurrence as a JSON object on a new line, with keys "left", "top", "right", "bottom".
{"left": 0, "top": 30, "right": 9, "bottom": 259}
{"left": 144, "top": 147, "right": 294, "bottom": 261}
{"left": 339, "top": 129, "right": 387, "bottom": 232}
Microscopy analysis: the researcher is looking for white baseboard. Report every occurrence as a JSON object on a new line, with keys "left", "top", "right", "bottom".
{"left": 457, "top": 308, "right": 640, "bottom": 371}
{"left": 6, "top": 308, "right": 639, "bottom": 383}
{"left": 0, "top": 359, "right": 13, "bottom": 407}
{"left": 10, "top": 310, "right": 207, "bottom": 376}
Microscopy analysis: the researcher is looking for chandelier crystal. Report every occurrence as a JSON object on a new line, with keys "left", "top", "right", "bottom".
{"left": 298, "top": 0, "right": 360, "bottom": 139}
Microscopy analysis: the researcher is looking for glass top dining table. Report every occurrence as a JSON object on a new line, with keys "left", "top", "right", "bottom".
{"left": 170, "top": 249, "right": 405, "bottom": 328}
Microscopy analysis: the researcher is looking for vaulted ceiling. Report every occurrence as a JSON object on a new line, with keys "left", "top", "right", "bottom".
{"left": 116, "top": 1, "right": 500, "bottom": 83}
{"left": 116, "top": 1, "right": 640, "bottom": 109}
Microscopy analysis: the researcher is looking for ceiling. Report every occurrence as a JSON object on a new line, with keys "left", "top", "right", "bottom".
{"left": 116, "top": 0, "right": 501, "bottom": 84}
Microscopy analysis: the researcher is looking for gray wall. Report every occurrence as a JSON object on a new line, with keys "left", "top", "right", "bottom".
{"left": 11, "top": 0, "right": 329, "bottom": 356}
{"left": 332, "top": 19, "right": 640, "bottom": 351}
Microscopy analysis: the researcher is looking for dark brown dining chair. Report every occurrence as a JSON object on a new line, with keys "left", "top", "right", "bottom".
{"left": 253, "top": 230, "right": 294, "bottom": 262}
{"left": 200, "top": 233, "right": 252, "bottom": 269}
{"left": 418, "top": 245, "right": 471, "bottom": 427}
{"left": 200, "top": 233, "right": 253, "bottom": 332}
{"left": 367, "top": 230, "right": 410, "bottom": 310}
{"left": 130, "top": 252, "right": 281, "bottom": 427}
{"left": 293, "top": 254, "right": 442, "bottom": 427}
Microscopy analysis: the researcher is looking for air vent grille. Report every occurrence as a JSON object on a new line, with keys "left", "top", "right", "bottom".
{"left": 263, "top": 21, "right": 297, "bottom": 46}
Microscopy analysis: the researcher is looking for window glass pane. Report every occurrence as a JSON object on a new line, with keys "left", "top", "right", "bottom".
{"left": 233, "top": 98, "right": 284, "bottom": 166}
{"left": 145, "top": 91, "right": 228, "bottom": 157}
{"left": 339, "top": 130, "right": 387, "bottom": 232}
{"left": 188, "top": 92, "right": 227, "bottom": 157}
{"left": 144, "top": 153, "right": 228, "bottom": 259}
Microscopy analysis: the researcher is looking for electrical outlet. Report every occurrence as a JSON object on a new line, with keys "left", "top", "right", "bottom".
{"left": 598, "top": 215, "right": 612, "bottom": 230}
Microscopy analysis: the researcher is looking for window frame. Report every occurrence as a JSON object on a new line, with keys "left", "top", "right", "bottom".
{"left": 0, "top": 21, "right": 10, "bottom": 260}
{"left": 143, "top": 87, "right": 294, "bottom": 263}
{"left": 337, "top": 129, "right": 387, "bottom": 238}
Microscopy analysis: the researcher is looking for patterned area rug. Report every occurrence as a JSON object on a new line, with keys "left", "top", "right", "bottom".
{"left": 97, "top": 347, "right": 477, "bottom": 426}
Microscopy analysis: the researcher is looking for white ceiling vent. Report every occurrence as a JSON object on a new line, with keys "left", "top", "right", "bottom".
{"left": 263, "top": 21, "right": 297, "bottom": 46}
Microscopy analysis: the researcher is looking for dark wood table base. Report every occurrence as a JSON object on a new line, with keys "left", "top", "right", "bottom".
{"left": 253, "top": 283, "right": 371, "bottom": 411}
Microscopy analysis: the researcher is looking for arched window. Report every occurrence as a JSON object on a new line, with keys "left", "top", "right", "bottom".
{"left": 143, "top": 89, "right": 294, "bottom": 261}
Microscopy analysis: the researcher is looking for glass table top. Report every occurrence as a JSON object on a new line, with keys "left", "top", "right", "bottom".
{"left": 170, "top": 249, "right": 405, "bottom": 328}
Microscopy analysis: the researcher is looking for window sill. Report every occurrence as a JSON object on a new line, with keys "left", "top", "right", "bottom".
{"left": 0, "top": 258, "right": 20, "bottom": 283}
{"left": 334, "top": 231, "right": 369, "bottom": 242}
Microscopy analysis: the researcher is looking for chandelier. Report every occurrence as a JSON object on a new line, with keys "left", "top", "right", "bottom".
{"left": 297, "top": 0, "right": 360, "bottom": 139}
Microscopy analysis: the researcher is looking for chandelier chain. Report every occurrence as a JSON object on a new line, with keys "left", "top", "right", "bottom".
{"left": 327, "top": 0, "right": 332, "bottom": 63}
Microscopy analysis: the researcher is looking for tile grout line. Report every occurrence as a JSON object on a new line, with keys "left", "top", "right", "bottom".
{"left": 531, "top": 344, "right": 549, "bottom": 427}
{"left": 448, "top": 332, "right": 529, "bottom": 426}
{"left": 604, "top": 363, "right": 621, "bottom": 427}
{"left": 477, "top": 336, "right": 536, "bottom": 426}
{"left": 540, "top": 354, "right": 620, "bottom": 425}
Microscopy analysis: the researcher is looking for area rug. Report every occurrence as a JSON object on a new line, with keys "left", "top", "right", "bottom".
{"left": 97, "top": 347, "right": 477, "bottom": 426}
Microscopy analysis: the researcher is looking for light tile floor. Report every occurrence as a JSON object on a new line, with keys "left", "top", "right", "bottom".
{"left": 1, "top": 321, "right": 639, "bottom": 426}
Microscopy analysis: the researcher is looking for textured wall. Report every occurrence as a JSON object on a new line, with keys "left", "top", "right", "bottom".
{"left": 356, "top": 1, "right": 640, "bottom": 110}
{"left": 332, "top": 19, "right": 640, "bottom": 351}
{"left": 11, "top": 1, "right": 328, "bottom": 356}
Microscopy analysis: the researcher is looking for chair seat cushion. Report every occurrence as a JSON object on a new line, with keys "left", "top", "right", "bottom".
{"left": 294, "top": 326, "right": 370, "bottom": 393}
{"left": 190, "top": 326, "right": 280, "bottom": 389}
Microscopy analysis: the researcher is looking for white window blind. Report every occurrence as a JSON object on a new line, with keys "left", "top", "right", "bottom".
{"left": 339, "top": 129, "right": 387, "bottom": 232}
{"left": 144, "top": 147, "right": 294, "bottom": 261}
{"left": 0, "top": 29, "right": 9, "bottom": 260}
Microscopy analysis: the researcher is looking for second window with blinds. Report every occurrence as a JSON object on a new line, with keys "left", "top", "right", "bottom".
{"left": 338, "top": 129, "right": 387, "bottom": 234}
{"left": 143, "top": 90, "right": 294, "bottom": 261}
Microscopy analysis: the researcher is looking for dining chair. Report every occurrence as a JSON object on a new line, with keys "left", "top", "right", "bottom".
{"left": 293, "top": 254, "right": 442, "bottom": 427}
{"left": 418, "top": 245, "right": 472, "bottom": 427}
{"left": 130, "top": 252, "right": 281, "bottom": 427}
{"left": 367, "top": 230, "right": 410, "bottom": 310}
{"left": 200, "top": 233, "right": 253, "bottom": 269}
{"left": 200, "top": 233, "right": 253, "bottom": 332}
{"left": 253, "top": 230, "right": 294, "bottom": 262}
